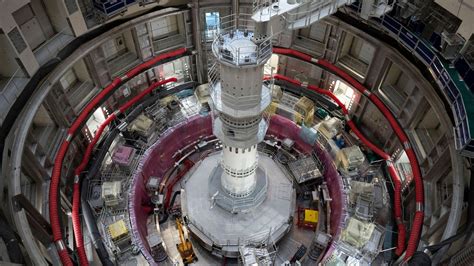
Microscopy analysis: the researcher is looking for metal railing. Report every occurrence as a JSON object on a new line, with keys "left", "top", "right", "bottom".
{"left": 210, "top": 13, "right": 273, "bottom": 66}
{"left": 212, "top": 33, "right": 273, "bottom": 66}
{"left": 346, "top": 3, "right": 472, "bottom": 152}
{"left": 252, "top": 0, "right": 354, "bottom": 29}
{"left": 208, "top": 61, "right": 220, "bottom": 92}
{"left": 187, "top": 215, "right": 276, "bottom": 247}
{"left": 284, "top": 0, "right": 349, "bottom": 28}
{"left": 207, "top": 62, "right": 273, "bottom": 117}
{"left": 215, "top": 183, "right": 268, "bottom": 210}
{"left": 252, "top": 0, "right": 282, "bottom": 20}
{"left": 218, "top": 13, "right": 259, "bottom": 34}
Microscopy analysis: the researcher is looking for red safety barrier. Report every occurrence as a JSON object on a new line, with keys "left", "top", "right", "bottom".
{"left": 49, "top": 48, "right": 186, "bottom": 266}
{"left": 71, "top": 78, "right": 176, "bottom": 266}
{"left": 270, "top": 73, "right": 407, "bottom": 257}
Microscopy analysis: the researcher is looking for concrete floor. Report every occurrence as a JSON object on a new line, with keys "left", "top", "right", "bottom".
{"left": 183, "top": 154, "right": 294, "bottom": 252}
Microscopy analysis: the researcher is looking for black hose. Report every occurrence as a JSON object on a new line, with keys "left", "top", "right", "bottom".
{"left": 158, "top": 211, "right": 169, "bottom": 224}
{"left": 81, "top": 129, "right": 118, "bottom": 266}
{"left": 158, "top": 190, "right": 181, "bottom": 224}
{"left": 168, "top": 191, "right": 181, "bottom": 211}
{"left": 80, "top": 183, "right": 114, "bottom": 266}
{"left": 408, "top": 251, "right": 431, "bottom": 266}
{"left": 0, "top": 216, "right": 24, "bottom": 264}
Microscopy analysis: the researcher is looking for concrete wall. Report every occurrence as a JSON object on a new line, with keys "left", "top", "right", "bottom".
{"left": 435, "top": 0, "right": 474, "bottom": 39}
{"left": 42, "top": 0, "right": 68, "bottom": 32}
{"left": 30, "top": 0, "right": 54, "bottom": 38}
{"left": 123, "top": 29, "right": 137, "bottom": 56}
{"left": 72, "top": 58, "right": 90, "bottom": 82}
{"left": 0, "top": 0, "right": 39, "bottom": 76}
{"left": 0, "top": 34, "right": 20, "bottom": 77}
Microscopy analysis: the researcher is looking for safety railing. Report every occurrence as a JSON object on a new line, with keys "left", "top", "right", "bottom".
{"left": 210, "top": 13, "right": 273, "bottom": 66}
{"left": 284, "top": 0, "right": 348, "bottom": 28}
{"left": 208, "top": 62, "right": 220, "bottom": 91}
{"left": 252, "top": 0, "right": 282, "bottom": 19}
{"left": 207, "top": 62, "right": 273, "bottom": 117}
{"left": 347, "top": 3, "right": 473, "bottom": 155}
{"left": 219, "top": 182, "right": 268, "bottom": 209}
{"left": 219, "top": 13, "right": 258, "bottom": 33}
{"left": 238, "top": 230, "right": 277, "bottom": 265}
{"left": 212, "top": 34, "right": 272, "bottom": 66}
{"left": 187, "top": 215, "right": 276, "bottom": 247}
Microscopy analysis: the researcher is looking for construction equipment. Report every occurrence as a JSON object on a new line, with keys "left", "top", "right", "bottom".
{"left": 294, "top": 96, "right": 315, "bottom": 126}
{"left": 176, "top": 218, "right": 197, "bottom": 265}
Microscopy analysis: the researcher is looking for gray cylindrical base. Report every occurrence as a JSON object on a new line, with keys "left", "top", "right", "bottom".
{"left": 209, "top": 165, "right": 267, "bottom": 214}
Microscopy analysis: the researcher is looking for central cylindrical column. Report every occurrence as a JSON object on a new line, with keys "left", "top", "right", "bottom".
{"left": 209, "top": 24, "right": 271, "bottom": 198}
{"left": 216, "top": 62, "right": 265, "bottom": 197}
{"left": 209, "top": 28, "right": 272, "bottom": 199}
{"left": 221, "top": 145, "right": 258, "bottom": 197}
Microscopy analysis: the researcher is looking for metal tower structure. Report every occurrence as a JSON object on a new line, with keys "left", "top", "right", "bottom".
{"left": 208, "top": 14, "right": 272, "bottom": 206}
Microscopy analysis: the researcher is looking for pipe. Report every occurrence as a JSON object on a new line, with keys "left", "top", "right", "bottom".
{"left": 168, "top": 191, "right": 182, "bottom": 211}
{"left": 81, "top": 178, "right": 114, "bottom": 266}
{"left": 269, "top": 73, "right": 407, "bottom": 256}
{"left": 71, "top": 78, "right": 176, "bottom": 266}
{"left": 272, "top": 48, "right": 424, "bottom": 261}
{"left": 164, "top": 159, "right": 194, "bottom": 210}
{"left": 49, "top": 48, "right": 186, "bottom": 266}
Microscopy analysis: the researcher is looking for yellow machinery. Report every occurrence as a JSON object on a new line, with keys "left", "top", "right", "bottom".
{"left": 107, "top": 219, "right": 131, "bottom": 251}
{"left": 194, "top": 83, "right": 211, "bottom": 105}
{"left": 265, "top": 94, "right": 315, "bottom": 126}
{"left": 176, "top": 218, "right": 197, "bottom": 264}
{"left": 264, "top": 102, "right": 279, "bottom": 116}
{"left": 159, "top": 95, "right": 179, "bottom": 106}
{"left": 294, "top": 96, "right": 315, "bottom": 125}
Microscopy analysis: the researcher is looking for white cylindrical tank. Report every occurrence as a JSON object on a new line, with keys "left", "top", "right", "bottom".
{"left": 220, "top": 145, "right": 258, "bottom": 197}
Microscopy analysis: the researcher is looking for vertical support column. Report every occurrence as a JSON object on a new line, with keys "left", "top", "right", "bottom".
{"left": 44, "top": 0, "right": 87, "bottom": 36}
{"left": 209, "top": 23, "right": 272, "bottom": 199}
{"left": 191, "top": 0, "right": 204, "bottom": 84}
{"left": 232, "top": 0, "right": 239, "bottom": 28}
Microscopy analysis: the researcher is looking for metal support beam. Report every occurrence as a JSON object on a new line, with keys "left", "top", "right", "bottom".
{"left": 13, "top": 194, "right": 52, "bottom": 246}
{"left": 191, "top": 0, "right": 204, "bottom": 84}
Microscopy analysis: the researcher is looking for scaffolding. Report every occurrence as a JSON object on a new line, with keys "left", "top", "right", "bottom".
{"left": 238, "top": 230, "right": 277, "bottom": 266}
{"left": 288, "top": 154, "right": 324, "bottom": 184}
